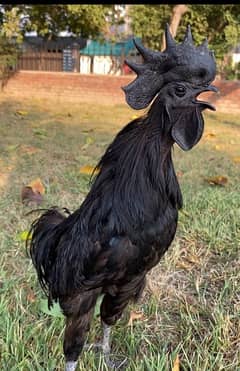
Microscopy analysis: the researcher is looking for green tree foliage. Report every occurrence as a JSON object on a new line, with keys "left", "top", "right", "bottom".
{"left": 179, "top": 5, "right": 240, "bottom": 60}
{"left": 0, "top": 5, "right": 112, "bottom": 39}
{"left": 0, "top": 7, "right": 21, "bottom": 83}
{"left": 129, "top": 4, "right": 240, "bottom": 62}
{"left": 128, "top": 5, "right": 174, "bottom": 50}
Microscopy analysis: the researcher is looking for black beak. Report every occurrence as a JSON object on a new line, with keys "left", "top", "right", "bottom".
{"left": 193, "top": 85, "right": 219, "bottom": 111}
{"left": 203, "top": 85, "right": 219, "bottom": 93}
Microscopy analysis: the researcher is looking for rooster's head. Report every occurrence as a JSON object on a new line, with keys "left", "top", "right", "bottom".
{"left": 122, "top": 25, "right": 218, "bottom": 150}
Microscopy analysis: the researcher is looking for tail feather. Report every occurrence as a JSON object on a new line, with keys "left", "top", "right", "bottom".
{"left": 27, "top": 207, "right": 70, "bottom": 304}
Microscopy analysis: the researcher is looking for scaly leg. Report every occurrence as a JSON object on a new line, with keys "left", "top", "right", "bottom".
{"left": 102, "top": 321, "right": 111, "bottom": 354}
{"left": 83, "top": 321, "right": 110, "bottom": 353}
{"left": 99, "top": 278, "right": 146, "bottom": 369}
{"left": 65, "top": 361, "right": 78, "bottom": 371}
{"left": 84, "top": 321, "right": 126, "bottom": 369}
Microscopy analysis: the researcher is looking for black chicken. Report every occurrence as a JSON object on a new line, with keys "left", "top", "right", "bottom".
{"left": 28, "top": 25, "right": 217, "bottom": 370}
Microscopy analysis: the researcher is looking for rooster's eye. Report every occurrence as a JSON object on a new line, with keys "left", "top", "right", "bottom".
{"left": 175, "top": 85, "right": 186, "bottom": 97}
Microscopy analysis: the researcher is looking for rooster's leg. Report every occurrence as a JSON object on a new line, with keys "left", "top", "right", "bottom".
{"left": 102, "top": 321, "right": 111, "bottom": 354}
{"left": 84, "top": 322, "right": 126, "bottom": 369}
{"left": 102, "top": 322, "right": 124, "bottom": 369}
{"left": 83, "top": 321, "right": 110, "bottom": 352}
{"left": 60, "top": 291, "right": 101, "bottom": 371}
{"left": 64, "top": 310, "right": 94, "bottom": 371}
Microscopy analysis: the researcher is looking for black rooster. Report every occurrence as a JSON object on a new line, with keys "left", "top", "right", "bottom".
{"left": 28, "top": 25, "right": 217, "bottom": 370}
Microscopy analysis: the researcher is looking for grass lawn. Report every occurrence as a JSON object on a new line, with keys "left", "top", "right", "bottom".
{"left": 0, "top": 95, "right": 239, "bottom": 371}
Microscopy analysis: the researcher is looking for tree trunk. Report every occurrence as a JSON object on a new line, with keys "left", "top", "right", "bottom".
{"left": 162, "top": 4, "right": 189, "bottom": 50}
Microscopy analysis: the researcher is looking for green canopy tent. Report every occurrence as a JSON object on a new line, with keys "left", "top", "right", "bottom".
{"left": 80, "top": 38, "right": 141, "bottom": 57}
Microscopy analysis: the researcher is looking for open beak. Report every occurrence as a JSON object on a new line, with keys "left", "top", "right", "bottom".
{"left": 193, "top": 85, "right": 219, "bottom": 111}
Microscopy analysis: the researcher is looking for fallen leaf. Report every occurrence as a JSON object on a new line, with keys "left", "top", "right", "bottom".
{"left": 17, "top": 230, "right": 32, "bottom": 241}
{"left": 21, "top": 178, "right": 45, "bottom": 206}
{"left": 16, "top": 110, "right": 28, "bottom": 116}
{"left": 172, "top": 354, "right": 180, "bottom": 371}
{"left": 79, "top": 165, "right": 99, "bottom": 176}
{"left": 204, "top": 175, "right": 228, "bottom": 186}
{"left": 205, "top": 132, "right": 216, "bottom": 139}
{"left": 215, "top": 145, "right": 221, "bottom": 150}
{"left": 127, "top": 310, "right": 145, "bottom": 326}
{"left": 28, "top": 178, "right": 45, "bottom": 195}
{"left": 233, "top": 157, "right": 240, "bottom": 164}
{"left": 21, "top": 186, "right": 44, "bottom": 205}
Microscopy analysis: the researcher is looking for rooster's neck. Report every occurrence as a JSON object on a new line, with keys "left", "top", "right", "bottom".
{"left": 80, "top": 104, "right": 183, "bottom": 237}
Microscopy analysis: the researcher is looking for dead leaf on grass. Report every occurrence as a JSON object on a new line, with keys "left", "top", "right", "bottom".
{"left": 172, "top": 354, "right": 180, "bottom": 371}
{"left": 79, "top": 165, "right": 99, "bottom": 176}
{"left": 17, "top": 230, "right": 31, "bottom": 241}
{"left": 127, "top": 310, "right": 145, "bottom": 326}
{"left": 16, "top": 110, "right": 28, "bottom": 117}
{"left": 204, "top": 175, "right": 228, "bottom": 186}
{"left": 21, "top": 186, "right": 44, "bottom": 205}
{"left": 205, "top": 132, "right": 216, "bottom": 139}
{"left": 21, "top": 178, "right": 45, "bottom": 205}
{"left": 28, "top": 178, "right": 45, "bottom": 194}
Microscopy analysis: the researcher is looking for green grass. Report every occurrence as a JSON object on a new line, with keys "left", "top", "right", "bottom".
{"left": 0, "top": 96, "right": 239, "bottom": 370}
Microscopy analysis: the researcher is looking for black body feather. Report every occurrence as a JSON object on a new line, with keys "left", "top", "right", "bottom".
{"left": 29, "top": 100, "right": 182, "bottom": 306}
